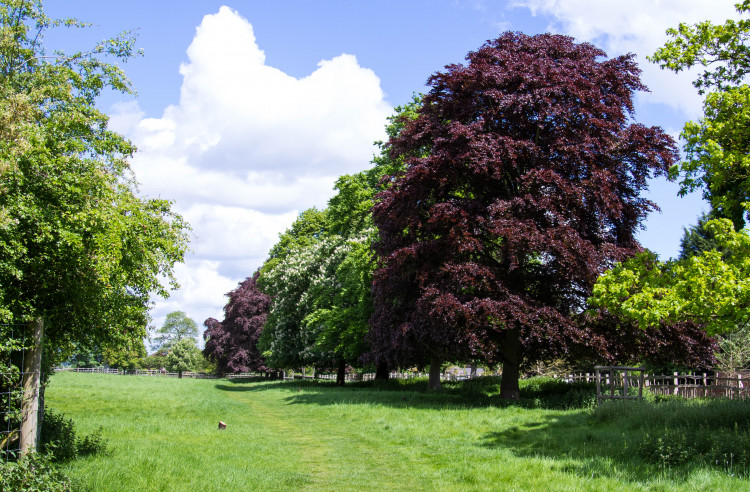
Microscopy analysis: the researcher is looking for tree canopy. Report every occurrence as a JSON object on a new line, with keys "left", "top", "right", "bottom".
{"left": 370, "top": 32, "right": 680, "bottom": 398}
{"left": 203, "top": 272, "right": 271, "bottom": 374}
{"left": 165, "top": 337, "right": 201, "bottom": 378}
{"left": 0, "top": 0, "right": 190, "bottom": 365}
{"left": 651, "top": 0, "right": 750, "bottom": 230}
{"left": 592, "top": 2, "right": 750, "bottom": 338}
{"left": 152, "top": 311, "right": 199, "bottom": 351}
{"left": 591, "top": 218, "right": 750, "bottom": 336}
{"left": 255, "top": 100, "right": 420, "bottom": 384}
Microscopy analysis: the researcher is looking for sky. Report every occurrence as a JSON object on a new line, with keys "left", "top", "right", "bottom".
{"left": 44, "top": 0, "right": 742, "bottom": 341}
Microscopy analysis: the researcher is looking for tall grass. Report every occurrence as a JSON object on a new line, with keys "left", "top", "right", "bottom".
{"left": 45, "top": 372, "right": 750, "bottom": 491}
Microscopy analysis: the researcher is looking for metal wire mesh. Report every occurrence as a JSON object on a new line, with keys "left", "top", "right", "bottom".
{"left": 0, "top": 323, "right": 32, "bottom": 459}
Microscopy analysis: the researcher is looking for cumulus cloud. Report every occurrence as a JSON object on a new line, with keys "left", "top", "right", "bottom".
{"left": 513, "top": 0, "right": 740, "bottom": 118}
{"left": 118, "top": 6, "right": 391, "bottom": 334}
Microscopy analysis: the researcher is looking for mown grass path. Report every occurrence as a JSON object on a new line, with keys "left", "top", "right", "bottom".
{"left": 46, "top": 372, "right": 748, "bottom": 491}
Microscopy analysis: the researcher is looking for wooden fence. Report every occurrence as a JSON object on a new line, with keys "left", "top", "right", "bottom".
{"left": 560, "top": 371, "right": 750, "bottom": 399}
{"left": 58, "top": 367, "right": 750, "bottom": 400}
{"left": 59, "top": 367, "right": 219, "bottom": 379}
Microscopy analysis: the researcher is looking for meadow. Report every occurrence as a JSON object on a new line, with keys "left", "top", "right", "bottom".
{"left": 45, "top": 372, "right": 750, "bottom": 491}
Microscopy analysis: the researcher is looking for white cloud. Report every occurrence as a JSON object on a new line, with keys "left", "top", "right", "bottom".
{"left": 513, "top": 0, "right": 740, "bottom": 119}
{"left": 120, "top": 6, "right": 391, "bottom": 336}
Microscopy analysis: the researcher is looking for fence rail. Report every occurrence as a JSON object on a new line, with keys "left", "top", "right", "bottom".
{"left": 561, "top": 371, "right": 750, "bottom": 399}
{"left": 57, "top": 367, "right": 750, "bottom": 400}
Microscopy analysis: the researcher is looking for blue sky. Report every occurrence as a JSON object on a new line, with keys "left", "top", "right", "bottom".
{"left": 43, "top": 1, "right": 740, "bottom": 332}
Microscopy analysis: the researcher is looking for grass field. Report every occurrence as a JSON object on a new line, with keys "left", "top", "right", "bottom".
{"left": 45, "top": 372, "right": 750, "bottom": 491}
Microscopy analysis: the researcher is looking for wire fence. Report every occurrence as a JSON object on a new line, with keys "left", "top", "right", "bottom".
{"left": 0, "top": 322, "right": 39, "bottom": 459}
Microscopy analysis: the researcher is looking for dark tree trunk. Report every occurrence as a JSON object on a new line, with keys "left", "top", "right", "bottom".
{"left": 336, "top": 359, "right": 346, "bottom": 386}
{"left": 375, "top": 361, "right": 389, "bottom": 381}
{"left": 499, "top": 330, "right": 521, "bottom": 400}
{"left": 178, "top": 370, "right": 183, "bottom": 379}
{"left": 428, "top": 358, "right": 442, "bottom": 391}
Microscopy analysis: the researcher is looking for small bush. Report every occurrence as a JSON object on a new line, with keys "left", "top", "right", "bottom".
{"left": 0, "top": 451, "right": 71, "bottom": 492}
{"left": 519, "top": 376, "right": 597, "bottom": 409}
{"left": 76, "top": 427, "right": 107, "bottom": 457}
{"left": 40, "top": 409, "right": 108, "bottom": 461}
{"left": 638, "top": 428, "right": 693, "bottom": 467}
{"left": 40, "top": 411, "right": 77, "bottom": 461}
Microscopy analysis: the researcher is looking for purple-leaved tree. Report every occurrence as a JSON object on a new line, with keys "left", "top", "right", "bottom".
{"left": 203, "top": 272, "right": 270, "bottom": 374}
{"left": 369, "top": 32, "right": 693, "bottom": 397}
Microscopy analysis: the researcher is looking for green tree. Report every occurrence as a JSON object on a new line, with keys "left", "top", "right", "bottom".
{"left": 258, "top": 219, "right": 333, "bottom": 371}
{"left": 714, "top": 324, "right": 750, "bottom": 374}
{"left": 590, "top": 219, "right": 750, "bottom": 336}
{"left": 152, "top": 311, "right": 199, "bottom": 350}
{"left": 679, "top": 211, "right": 726, "bottom": 259}
{"left": 651, "top": 0, "right": 750, "bottom": 95}
{"left": 593, "top": 2, "right": 750, "bottom": 338}
{"left": 651, "top": 0, "right": 750, "bottom": 230}
{"left": 102, "top": 340, "right": 146, "bottom": 371}
{"left": 0, "top": 0, "right": 190, "bottom": 366}
{"left": 165, "top": 338, "right": 201, "bottom": 378}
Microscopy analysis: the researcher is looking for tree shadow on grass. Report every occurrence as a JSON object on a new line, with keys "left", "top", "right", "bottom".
{"left": 479, "top": 411, "right": 650, "bottom": 482}
{"left": 215, "top": 379, "right": 486, "bottom": 410}
{"left": 478, "top": 403, "right": 749, "bottom": 486}
{"left": 214, "top": 376, "right": 594, "bottom": 412}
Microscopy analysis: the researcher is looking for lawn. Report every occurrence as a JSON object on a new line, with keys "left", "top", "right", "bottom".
{"left": 45, "top": 372, "right": 749, "bottom": 491}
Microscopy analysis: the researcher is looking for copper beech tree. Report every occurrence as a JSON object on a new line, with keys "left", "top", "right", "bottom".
{"left": 203, "top": 272, "right": 271, "bottom": 374}
{"left": 369, "top": 33, "right": 686, "bottom": 397}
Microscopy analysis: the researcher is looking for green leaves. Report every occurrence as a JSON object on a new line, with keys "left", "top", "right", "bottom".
{"left": 165, "top": 337, "right": 202, "bottom": 375}
{"left": 619, "top": 2, "right": 750, "bottom": 338}
{"left": 591, "top": 219, "right": 750, "bottom": 335}
{"left": 679, "top": 85, "right": 750, "bottom": 230}
{"left": 650, "top": 1, "right": 750, "bottom": 94}
{"left": 0, "top": 1, "right": 189, "bottom": 364}
{"left": 652, "top": 2, "right": 750, "bottom": 230}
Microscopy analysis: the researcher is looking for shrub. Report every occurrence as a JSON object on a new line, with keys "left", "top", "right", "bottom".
{"left": 519, "top": 376, "right": 597, "bottom": 409}
{"left": 40, "top": 409, "right": 108, "bottom": 461}
{"left": 76, "top": 428, "right": 108, "bottom": 457}
{"left": 0, "top": 452, "right": 71, "bottom": 492}
{"left": 40, "top": 411, "right": 77, "bottom": 461}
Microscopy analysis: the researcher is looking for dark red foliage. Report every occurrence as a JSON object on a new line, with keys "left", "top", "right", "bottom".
{"left": 567, "top": 312, "right": 717, "bottom": 370}
{"left": 203, "top": 272, "right": 270, "bottom": 373}
{"left": 369, "top": 33, "right": 686, "bottom": 395}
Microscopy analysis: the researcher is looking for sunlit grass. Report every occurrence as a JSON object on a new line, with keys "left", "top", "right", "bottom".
{"left": 45, "top": 372, "right": 750, "bottom": 491}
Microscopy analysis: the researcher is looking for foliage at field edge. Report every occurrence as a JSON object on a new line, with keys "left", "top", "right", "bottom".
{"left": 593, "top": 0, "right": 750, "bottom": 338}
{"left": 0, "top": 0, "right": 190, "bottom": 367}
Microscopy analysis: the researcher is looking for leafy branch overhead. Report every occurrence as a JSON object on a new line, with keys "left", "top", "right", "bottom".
{"left": 592, "top": 1, "right": 750, "bottom": 337}
{"left": 591, "top": 219, "right": 750, "bottom": 335}
{"left": 0, "top": 0, "right": 190, "bottom": 365}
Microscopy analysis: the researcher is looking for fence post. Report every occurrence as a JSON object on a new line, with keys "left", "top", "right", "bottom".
{"left": 20, "top": 317, "right": 43, "bottom": 457}
{"left": 673, "top": 372, "right": 679, "bottom": 396}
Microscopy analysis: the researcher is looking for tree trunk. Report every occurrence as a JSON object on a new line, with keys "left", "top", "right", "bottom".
{"left": 20, "top": 317, "right": 43, "bottom": 456}
{"left": 336, "top": 359, "right": 346, "bottom": 386}
{"left": 428, "top": 358, "right": 442, "bottom": 391}
{"left": 470, "top": 363, "right": 477, "bottom": 378}
{"left": 375, "top": 361, "right": 389, "bottom": 381}
{"left": 499, "top": 330, "right": 521, "bottom": 400}
{"left": 178, "top": 370, "right": 183, "bottom": 379}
